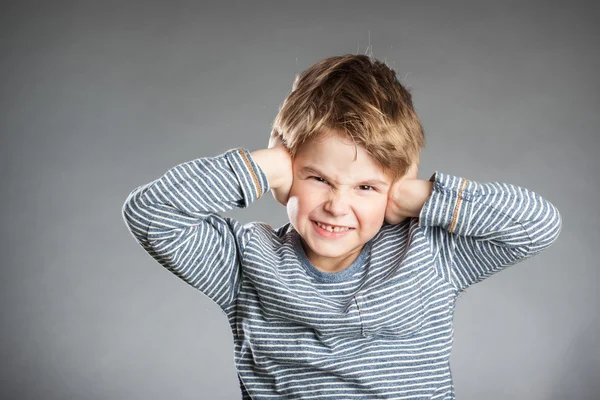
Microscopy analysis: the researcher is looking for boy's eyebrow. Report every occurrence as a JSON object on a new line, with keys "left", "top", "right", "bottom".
{"left": 299, "top": 165, "right": 389, "bottom": 186}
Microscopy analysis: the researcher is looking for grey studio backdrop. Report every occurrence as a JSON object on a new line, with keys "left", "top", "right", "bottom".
{"left": 1, "top": 1, "right": 598, "bottom": 399}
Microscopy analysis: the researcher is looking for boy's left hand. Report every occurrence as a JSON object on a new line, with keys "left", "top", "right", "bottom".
{"left": 384, "top": 160, "right": 431, "bottom": 225}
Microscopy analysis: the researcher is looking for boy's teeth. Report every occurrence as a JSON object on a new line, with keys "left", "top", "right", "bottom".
{"left": 315, "top": 221, "right": 350, "bottom": 232}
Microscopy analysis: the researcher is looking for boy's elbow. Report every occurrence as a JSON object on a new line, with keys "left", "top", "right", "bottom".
{"left": 121, "top": 188, "right": 136, "bottom": 223}
{"left": 549, "top": 206, "right": 563, "bottom": 245}
{"left": 529, "top": 203, "right": 562, "bottom": 255}
{"left": 121, "top": 185, "right": 147, "bottom": 232}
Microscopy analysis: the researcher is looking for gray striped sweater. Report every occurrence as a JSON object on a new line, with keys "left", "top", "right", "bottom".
{"left": 121, "top": 147, "right": 562, "bottom": 399}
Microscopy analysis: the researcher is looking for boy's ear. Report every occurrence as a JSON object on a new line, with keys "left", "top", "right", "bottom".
{"left": 407, "top": 160, "right": 419, "bottom": 180}
{"left": 393, "top": 161, "right": 419, "bottom": 183}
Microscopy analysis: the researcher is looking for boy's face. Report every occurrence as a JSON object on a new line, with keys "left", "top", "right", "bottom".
{"left": 286, "top": 130, "right": 396, "bottom": 273}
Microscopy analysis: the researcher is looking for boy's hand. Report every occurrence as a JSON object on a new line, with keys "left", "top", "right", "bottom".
{"left": 267, "top": 130, "right": 294, "bottom": 206}
{"left": 384, "top": 160, "right": 432, "bottom": 225}
{"left": 251, "top": 130, "right": 293, "bottom": 206}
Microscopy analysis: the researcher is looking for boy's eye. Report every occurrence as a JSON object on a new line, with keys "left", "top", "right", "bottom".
{"left": 358, "top": 185, "right": 376, "bottom": 191}
{"left": 311, "top": 176, "right": 328, "bottom": 184}
{"left": 311, "top": 177, "right": 376, "bottom": 191}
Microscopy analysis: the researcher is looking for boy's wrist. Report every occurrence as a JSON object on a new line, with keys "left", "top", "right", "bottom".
{"left": 385, "top": 179, "right": 434, "bottom": 224}
{"left": 250, "top": 147, "right": 287, "bottom": 189}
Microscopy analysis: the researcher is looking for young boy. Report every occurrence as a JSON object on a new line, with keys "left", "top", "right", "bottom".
{"left": 122, "top": 54, "right": 562, "bottom": 399}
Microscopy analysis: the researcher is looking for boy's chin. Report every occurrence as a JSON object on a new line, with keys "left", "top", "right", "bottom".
{"left": 305, "top": 237, "right": 363, "bottom": 257}
{"left": 384, "top": 216, "right": 409, "bottom": 225}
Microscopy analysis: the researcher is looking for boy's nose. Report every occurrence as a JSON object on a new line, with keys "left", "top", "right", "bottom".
{"left": 323, "top": 192, "right": 350, "bottom": 216}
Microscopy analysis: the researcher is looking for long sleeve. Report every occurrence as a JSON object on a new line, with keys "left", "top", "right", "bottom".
{"left": 121, "top": 148, "right": 270, "bottom": 310}
{"left": 418, "top": 171, "right": 562, "bottom": 292}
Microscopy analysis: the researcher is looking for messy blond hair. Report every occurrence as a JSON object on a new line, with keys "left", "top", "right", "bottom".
{"left": 271, "top": 54, "right": 425, "bottom": 181}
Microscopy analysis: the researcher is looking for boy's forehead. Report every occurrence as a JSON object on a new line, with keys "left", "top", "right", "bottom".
{"left": 294, "top": 131, "right": 393, "bottom": 183}
{"left": 297, "top": 161, "right": 391, "bottom": 185}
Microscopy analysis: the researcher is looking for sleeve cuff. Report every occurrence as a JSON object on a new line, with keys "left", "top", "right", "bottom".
{"left": 418, "top": 171, "right": 479, "bottom": 232}
{"left": 224, "top": 148, "right": 270, "bottom": 208}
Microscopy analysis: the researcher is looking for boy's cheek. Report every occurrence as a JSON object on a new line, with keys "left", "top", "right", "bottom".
{"left": 365, "top": 198, "right": 391, "bottom": 217}
{"left": 382, "top": 197, "right": 391, "bottom": 216}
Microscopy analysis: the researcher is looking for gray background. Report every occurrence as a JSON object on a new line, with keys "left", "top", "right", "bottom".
{"left": 1, "top": 1, "right": 598, "bottom": 399}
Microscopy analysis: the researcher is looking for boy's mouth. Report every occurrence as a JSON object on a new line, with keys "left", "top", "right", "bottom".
{"left": 312, "top": 220, "right": 355, "bottom": 232}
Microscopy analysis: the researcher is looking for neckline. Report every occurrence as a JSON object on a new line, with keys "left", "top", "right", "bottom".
{"left": 291, "top": 229, "right": 371, "bottom": 283}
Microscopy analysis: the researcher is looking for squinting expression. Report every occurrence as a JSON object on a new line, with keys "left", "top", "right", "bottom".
{"left": 286, "top": 131, "right": 395, "bottom": 273}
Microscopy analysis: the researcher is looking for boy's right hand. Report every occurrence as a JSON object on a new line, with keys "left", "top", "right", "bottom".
{"left": 250, "top": 130, "right": 294, "bottom": 206}
{"left": 267, "top": 129, "right": 294, "bottom": 206}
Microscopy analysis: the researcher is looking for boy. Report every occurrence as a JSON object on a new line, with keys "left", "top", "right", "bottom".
{"left": 122, "top": 54, "right": 562, "bottom": 399}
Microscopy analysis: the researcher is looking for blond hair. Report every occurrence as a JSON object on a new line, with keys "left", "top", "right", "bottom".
{"left": 271, "top": 54, "right": 425, "bottom": 180}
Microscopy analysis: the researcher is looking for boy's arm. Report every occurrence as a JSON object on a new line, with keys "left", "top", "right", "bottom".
{"left": 121, "top": 148, "right": 271, "bottom": 311}
{"left": 417, "top": 171, "right": 562, "bottom": 293}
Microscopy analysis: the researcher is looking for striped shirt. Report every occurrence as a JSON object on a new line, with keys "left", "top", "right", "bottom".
{"left": 121, "top": 147, "right": 562, "bottom": 399}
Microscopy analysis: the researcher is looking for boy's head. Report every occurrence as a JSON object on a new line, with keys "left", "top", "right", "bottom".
{"left": 271, "top": 54, "right": 425, "bottom": 272}
{"left": 272, "top": 54, "right": 425, "bottom": 182}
